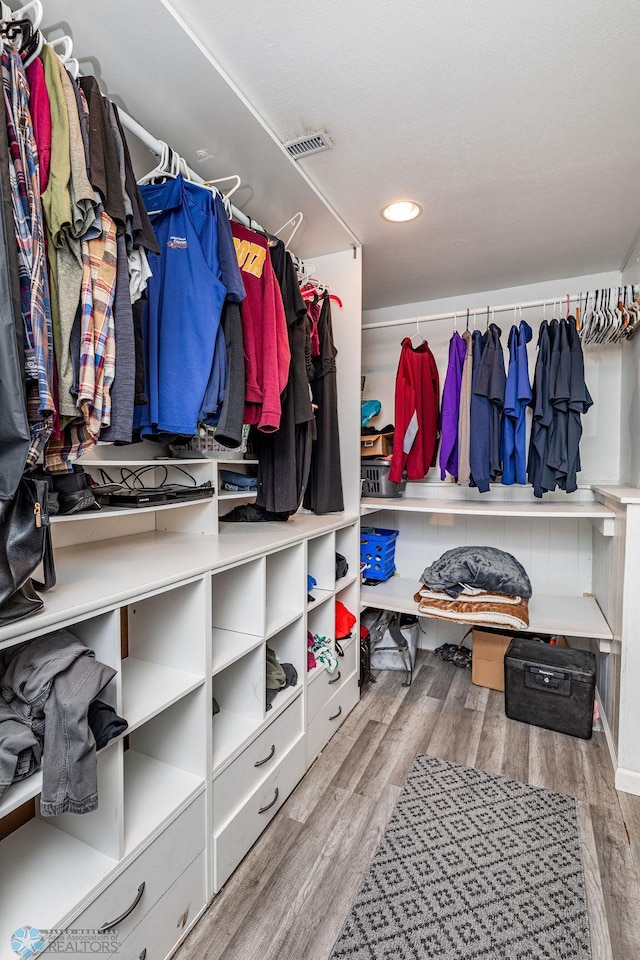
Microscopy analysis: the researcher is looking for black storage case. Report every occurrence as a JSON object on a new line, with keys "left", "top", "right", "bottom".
{"left": 504, "top": 638, "right": 596, "bottom": 739}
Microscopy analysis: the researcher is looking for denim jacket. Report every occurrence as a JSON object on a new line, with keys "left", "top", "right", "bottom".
{"left": 0, "top": 630, "right": 115, "bottom": 815}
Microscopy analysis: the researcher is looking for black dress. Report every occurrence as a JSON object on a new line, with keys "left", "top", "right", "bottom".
{"left": 254, "top": 241, "right": 313, "bottom": 515}
{"left": 303, "top": 295, "right": 344, "bottom": 514}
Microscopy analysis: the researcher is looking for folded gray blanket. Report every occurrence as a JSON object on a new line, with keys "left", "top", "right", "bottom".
{"left": 420, "top": 545, "right": 532, "bottom": 599}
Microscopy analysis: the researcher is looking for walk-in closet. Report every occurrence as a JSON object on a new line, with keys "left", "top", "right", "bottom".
{"left": 1, "top": 2, "right": 639, "bottom": 960}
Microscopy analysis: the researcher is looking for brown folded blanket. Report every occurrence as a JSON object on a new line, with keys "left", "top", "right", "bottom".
{"left": 413, "top": 588, "right": 529, "bottom": 630}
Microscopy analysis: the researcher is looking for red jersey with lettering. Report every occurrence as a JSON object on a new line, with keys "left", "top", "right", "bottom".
{"left": 231, "top": 223, "right": 290, "bottom": 431}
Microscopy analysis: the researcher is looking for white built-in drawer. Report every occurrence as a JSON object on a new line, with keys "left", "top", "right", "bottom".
{"left": 71, "top": 792, "right": 205, "bottom": 942}
{"left": 213, "top": 694, "right": 303, "bottom": 831}
{"left": 213, "top": 737, "right": 306, "bottom": 892}
{"left": 307, "top": 672, "right": 359, "bottom": 766}
{"left": 115, "top": 851, "right": 206, "bottom": 960}
{"left": 307, "top": 638, "right": 357, "bottom": 724}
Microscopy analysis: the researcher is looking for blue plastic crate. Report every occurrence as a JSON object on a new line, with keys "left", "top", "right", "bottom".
{"left": 360, "top": 527, "right": 399, "bottom": 581}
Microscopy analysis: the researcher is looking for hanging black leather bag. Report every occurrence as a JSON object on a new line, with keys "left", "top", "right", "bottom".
{"left": 0, "top": 476, "right": 56, "bottom": 626}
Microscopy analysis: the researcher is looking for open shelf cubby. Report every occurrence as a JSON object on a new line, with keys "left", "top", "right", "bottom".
{"left": 212, "top": 558, "right": 265, "bottom": 639}
{"left": 124, "top": 688, "right": 207, "bottom": 855}
{"left": 266, "top": 616, "right": 305, "bottom": 716}
{"left": 212, "top": 647, "right": 265, "bottom": 773}
{"left": 335, "top": 522, "right": 360, "bottom": 588}
{"left": 307, "top": 597, "right": 336, "bottom": 683}
{"left": 266, "top": 544, "right": 305, "bottom": 636}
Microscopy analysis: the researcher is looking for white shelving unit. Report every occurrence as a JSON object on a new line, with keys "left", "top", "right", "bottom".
{"left": 0, "top": 103, "right": 364, "bottom": 957}
{"left": 360, "top": 491, "right": 617, "bottom": 655}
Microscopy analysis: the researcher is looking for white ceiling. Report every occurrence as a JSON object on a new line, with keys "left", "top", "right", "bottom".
{"left": 32, "top": 1, "right": 640, "bottom": 309}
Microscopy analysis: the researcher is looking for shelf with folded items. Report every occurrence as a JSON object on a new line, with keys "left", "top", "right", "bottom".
{"left": 360, "top": 577, "right": 614, "bottom": 648}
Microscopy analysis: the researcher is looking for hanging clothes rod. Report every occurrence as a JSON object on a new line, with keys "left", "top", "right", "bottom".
{"left": 2, "top": 0, "right": 269, "bottom": 233}
{"left": 115, "top": 109, "right": 265, "bottom": 234}
{"left": 362, "top": 295, "right": 586, "bottom": 331}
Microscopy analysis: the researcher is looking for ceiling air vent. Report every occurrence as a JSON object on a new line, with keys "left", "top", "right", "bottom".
{"left": 283, "top": 131, "right": 332, "bottom": 160}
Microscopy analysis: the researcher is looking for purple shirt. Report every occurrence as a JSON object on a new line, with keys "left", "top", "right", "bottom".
{"left": 439, "top": 331, "right": 468, "bottom": 480}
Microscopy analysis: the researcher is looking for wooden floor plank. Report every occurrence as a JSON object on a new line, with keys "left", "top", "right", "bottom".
{"left": 576, "top": 800, "right": 614, "bottom": 960}
{"left": 330, "top": 719, "right": 388, "bottom": 791}
{"left": 589, "top": 800, "right": 640, "bottom": 960}
{"left": 173, "top": 652, "right": 640, "bottom": 960}
{"left": 282, "top": 730, "right": 356, "bottom": 824}
{"left": 354, "top": 697, "right": 444, "bottom": 798}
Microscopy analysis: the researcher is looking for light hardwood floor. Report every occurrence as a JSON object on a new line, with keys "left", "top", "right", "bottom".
{"left": 174, "top": 653, "right": 640, "bottom": 960}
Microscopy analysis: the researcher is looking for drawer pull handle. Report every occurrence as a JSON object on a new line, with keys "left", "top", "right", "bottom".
{"left": 139, "top": 951, "right": 147, "bottom": 960}
{"left": 99, "top": 881, "right": 145, "bottom": 932}
{"left": 258, "top": 787, "right": 279, "bottom": 814}
{"left": 254, "top": 744, "right": 276, "bottom": 767}
{"left": 328, "top": 671, "right": 341, "bottom": 685}
{"left": 329, "top": 705, "right": 343, "bottom": 721}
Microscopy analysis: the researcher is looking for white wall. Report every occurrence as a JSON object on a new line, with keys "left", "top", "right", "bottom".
{"left": 362, "top": 271, "right": 623, "bottom": 487}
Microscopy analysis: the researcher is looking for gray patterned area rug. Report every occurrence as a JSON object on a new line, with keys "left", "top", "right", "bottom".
{"left": 330, "top": 755, "right": 592, "bottom": 960}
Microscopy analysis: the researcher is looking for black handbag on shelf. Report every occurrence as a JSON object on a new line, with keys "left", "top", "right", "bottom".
{"left": 0, "top": 476, "right": 56, "bottom": 626}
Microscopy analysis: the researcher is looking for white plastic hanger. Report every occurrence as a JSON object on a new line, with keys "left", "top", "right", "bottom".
{"left": 12, "top": 0, "right": 42, "bottom": 27}
{"left": 202, "top": 174, "right": 242, "bottom": 217}
{"left": 274, "top": 211, "right": 303, "bottom": 249}
{"left": 65, "top": 56, "right": 79, "bottom": 78}
{"left": 138, "top": 141, "right": 177, "bottom": 185}
{"left": 410, "top": 317, "right": 425, "bottom": 346}
{"left": 204, "top": 174, "right": 241, "bottom": 199}
{"left": 48, "top": 34, "right": 72, "bottom": 61}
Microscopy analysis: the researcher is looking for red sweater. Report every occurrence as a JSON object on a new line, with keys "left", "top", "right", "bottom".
{"left": 389, "top": 338, "right": 440, "bottom": 483}
{"left": 231, "top": 223, "right": 290, "bottom": 432}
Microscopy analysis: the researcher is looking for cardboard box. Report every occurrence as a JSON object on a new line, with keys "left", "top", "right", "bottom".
{"left": 361, "top": 434, "right": 393, "bottom": 457}
{"left": 471, "top": 628, "right": 513, "bottom": 691}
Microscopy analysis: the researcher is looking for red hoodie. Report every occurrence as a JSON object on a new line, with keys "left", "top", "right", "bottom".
{"left": 231, "top": 223, "right": 290, "bottom": 432}
{"left": 389, "top": 337, "right": 440, "bottom": 483}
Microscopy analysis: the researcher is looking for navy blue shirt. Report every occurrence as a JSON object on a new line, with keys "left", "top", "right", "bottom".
{"left": 469, "top": 329, "right": 491, "bottom": 492}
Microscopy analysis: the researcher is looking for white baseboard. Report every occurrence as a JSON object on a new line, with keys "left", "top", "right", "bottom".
{"left": 615, "top": 767, "right": 640, "bottom": 796}
{"left": 596, "top": 687, "right": 618, "bottom": 772}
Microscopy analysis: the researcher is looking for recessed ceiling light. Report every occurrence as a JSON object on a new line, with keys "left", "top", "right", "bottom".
{"left": 381, "top": 200, "right": 423, "bottom": 223}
